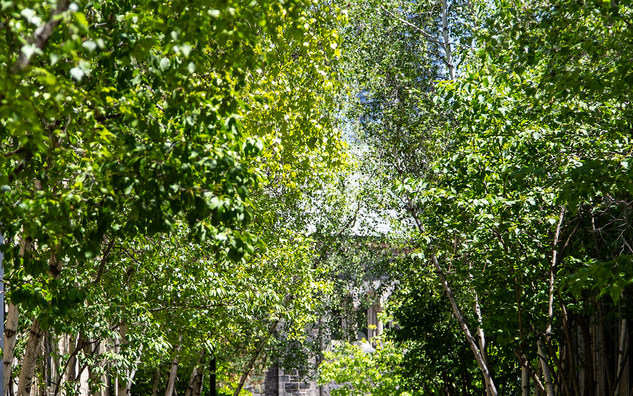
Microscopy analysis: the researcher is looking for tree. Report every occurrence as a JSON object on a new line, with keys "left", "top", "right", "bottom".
{"left": 0, "top": 0, "right": 348, "bottom": 394}
{"left": 332, "top": 0, "right": 633, "bottom": 395}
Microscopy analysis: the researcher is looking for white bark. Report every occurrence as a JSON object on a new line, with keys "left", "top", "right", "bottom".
{"left": 538, "top": 340, "right": 555, "bottom": 396}
{"left": 165, "top": 334, "right": 183, "bottom": 396}
{"left": 522, "top": 367, "right": 529, "bottom": 396}
{"left": 13, "top": 0, "right": 71, "bottom": 71}
{"left": 184, "top": 368, "right": 198, "bottom": 396}
{"left": 441, "top": 0, "right": 455, "bottom": 80}
{"left": 16, "top": 320, "right": 45, "bottom": 396}
{"left": 613, "top": 315, "right": 627, "bottom": 396}
{"left": 3, "top": 304, "right": 19, "bottom": 394}
{"left": 184, "top": 351, "right": 205, "bottom": 396}
{"left": 4, "top": 238, "right": 32, "bottom": 395}
{"left": 546, "top": 209, "right": 565, "bottom": 340}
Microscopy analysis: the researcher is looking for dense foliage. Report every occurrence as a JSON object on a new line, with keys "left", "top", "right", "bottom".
{"left": 320, "top": 0, "right": 633, "bottom": 395}
{"left": 3, "top": 0, "right": 633, "bottom": 395}
{"left": 1, "top": 0, "right": 348, "bottom": 395}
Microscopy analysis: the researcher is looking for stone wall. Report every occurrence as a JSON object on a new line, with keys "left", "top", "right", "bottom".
{"left": 248, "top": 366, "right": 332, "bottom": 396}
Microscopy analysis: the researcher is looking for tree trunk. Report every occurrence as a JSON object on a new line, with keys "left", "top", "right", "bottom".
{"left": 579, "top": 315, "right": 596, "bottom": 396}
{"left": 185, "top": 351, "right": 205, "bottom": 396}
{"left": 441, "top": 0, "right": 455, "bottom": 80}
{"left": 184, "top": 368, "right": 199, "bottom": 396}
{"left": 430, "top": 254, "right": 498, "bottom": 396}
{"left": 469, "top": 262, "right": 490, "bottom": 396}
{"left": 192, "top": 371, "right": 203, "bottom": 396}
{"left": 613, "top": 314, "right": 627, "bottom": 396}
{"left": 16, "top": 320, "right": 45, "bottom": 396}
{"left": 559, "top": 299, "right": 581, "bottom": 396}
{"left": 4, "top": 237, "right": 33, "bottom": 395}
{"left": 151, "top": 369, "right": 161, "bottom": 396}
{"left": 165, "top": 334, "right": 183, "bottom": 396}
{"left": 538, "top": 340, "right": 555, "bottom": 396}
{"left": 3, "top": 304, "right": 19, "bottom": 395}
{"left": 124, "top": 367, "right": 138, "bottom": 396}
{"left": 535, "top": 363, "right": 542, "bottom": 396}
{"left": 540, "top": 209, "right": 564, "bottom": 396}
{"left": 521, "top": 367, "right": 529, "bottom": 396}
{"left": 65, "top": 333, "right": 80, "bottom": 391}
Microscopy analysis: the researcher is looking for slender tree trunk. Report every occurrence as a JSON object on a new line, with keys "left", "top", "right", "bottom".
{"left": 579, "top": 316, "right": 596, "bottom": 396}
{"left": 151, "top": 369, "right": 161, "bottom": 396}
{"left": 469, "top": 263, "right": 490, "bottom": 396}
{"left": 4, "top": 237, "right": 33, "bottom": 395}
{"left": 17, "top": 319, "right": 45, "bottom": 396}
{"left": 559, "top": 299, "right": 581, "bottom": 396}
{"left": 535, "top": 364, "right": 542, "bottom": 396}
{"left": 522, "top": 367, "right": 530, "bottom": 396}
{"left": 538, "top": 340, "right": 555, "bottom": 396}
{"left": 185, "top": 351, "right": 205, "bottom": 396}
{"left": 3, "top": 304, "right": 19, "bottom": 395}
{"left": 192, "top": 370, "right": 203, "bottom": 396}
{"left": 184, "top": 368, "right": 198, "bottom": 396}
{"left": 123, "top": 367, "right": 138, "bottom": 396}
{"left": 441, "top": 0, "right": 455, "bottom": 80}
{"left": 65, "top": 333, "right": 80, "bottom": 390}
{"left": 117, "top": 324, "right": 129, "bottom": 396}
{"left": 431, "top": 254, "right": 498, "bottom": 396}
{"left": 123, "top": 327, "right": 141, "bottom": 396}
{"left": 165, "top": 334, "right": 183, "bottom": 396}
{"left": 233, "top": 320, "right": 279, "bottom": 396}
{"left": 614, "top": 310, "right": 627, "bottom": 396}
{"left": 538, "top": 209, "right": 564, "bottom": 396}
{"left": 39, "top": 336, "right": 47, "bottom": 396}
{"left": 514, "top": 350, "right": 545, "bottom": 394}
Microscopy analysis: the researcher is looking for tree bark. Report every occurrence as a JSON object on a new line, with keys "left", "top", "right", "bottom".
{"left": 558, "top": 298, "right": 581, "bottom": 396}
{"left": 3, "top": 304, "right": 19, "bottom": 395}
{"left": 16, "top": 320, "right": 45, "bottom": 396}
{"left": 431, "top": 254, "right": 498, "bottom": 396}
{"left": 579, "top": 315, "right": 596, "bottom": 396}
{"left": 151, "top": 369, "right": 161, "bottom": 396}
{"left": 538, "top": 209, "right": 564, "bottom": 396}
{"left": 535, "top": 364, "right": 542, "bottom": 396}
{"left": 13, "top": 0, "right": 71, "bottom": 72}
{"left": 4, "top": 237, "right": 33, "bottom": 395}
{"left": 522, "top": 366, "right": 530, "bottom": 396}
{"left": 165, "top": 334, "right": 183, "bottom": 396}
{"left": 441, "top": 0, "right": 455, "bottom": 80}
{"left": 192, "top": 371, "right": 204, "bottom": 396}
{"left": 514, "top": 350, "right": 545, "bottom": 394}
{"left": 185, "top": 351, "right": 205, "bottom": 396}
{"left": 613, "top": 308, "right": 627, "bottom": 396}
{"left": 65, "top": 333, "right": 80, "bottom": 391}
{"left": 469, "top": 262, "right": 490, "bottom": 396}
{"left": 538, "top": 340, "right": 555, "bottom": 396}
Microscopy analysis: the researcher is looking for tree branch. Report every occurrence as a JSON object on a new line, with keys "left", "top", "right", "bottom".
{"left": 379, "top": 5, "right": 442, "bottom": 46}
{"left": 13, "top": 0, "right": 72, "bottom": 72}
